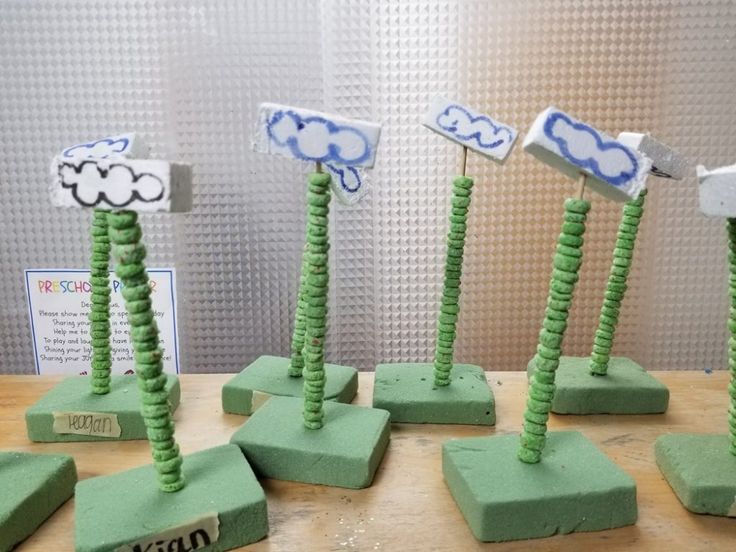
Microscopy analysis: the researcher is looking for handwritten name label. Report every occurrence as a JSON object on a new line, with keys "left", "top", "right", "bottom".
{"left": 115, "top": 513, "right": 220, "bottom": 552}
{"left": 52, "top": 410, "right": 122, "bottom": 438}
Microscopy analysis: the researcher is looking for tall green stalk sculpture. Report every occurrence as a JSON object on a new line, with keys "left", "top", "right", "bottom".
{"left": 443, "top": 108, "right": 647, "bottom": 542}
{"left": 26, "top": 134, "right": 181, "bottom": 443}
{"left": 548, "top": 132, "right": 686, "bottom": 415}
{"left": 656, "top": 162, "right": 736, "bottom": 517}
{"left": 230, "top": 103, "right": 390, "bottom": 490}
{"left": 50, "top": 139, "right": 268, "bottom": 551}
{"left": 374, "top": 96, "right": 518, "bottom": 425}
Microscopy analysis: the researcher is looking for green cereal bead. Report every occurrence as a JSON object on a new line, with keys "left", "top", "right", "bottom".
{"left": 557, "top": 244, "right": 582, "bottom": 258}
{"left": 564, "top": 211, "right": 587, "bottom": 223}
{"left": 559, "top": 234, "right": 583, "bottom": 247}
{"left": 533, "top": 369, "right": 556, "bottom": 385}
{"left": 564, "top": 198, "right": 591, "bottom": 214}
{"left": 537, "top": 344, "right": 560, "bottom": 361}
{"left": 553, "top": 254, "right": 581, "bottom": 272}
{"left": 552, "top": 268, "right": 578, "bottom": 284}
{"left": 533, "top": 356, "right": 558, "bottom": 372}
{"left": 561, "top": 221, "right": 585, "bottom": 236}
{"left": 543, "top": 318, "right": 567, "bottom": 334}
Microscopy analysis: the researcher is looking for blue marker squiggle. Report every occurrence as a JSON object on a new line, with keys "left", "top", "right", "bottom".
{"left": 436, "top": 105, "right": 513, "bottom": 151}
{"left": 543, "top": 112, "right": 638, "bottom": 187}
{"left": 267, "top": 110, "right": 372, "bottom": 165}
{"left": 326, "top": 164, "right": 362, "bottom": 193}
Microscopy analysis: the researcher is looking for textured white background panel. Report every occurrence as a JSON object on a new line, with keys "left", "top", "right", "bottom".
{"left": 0, "top": 1, "right": 734, "bottom": 374}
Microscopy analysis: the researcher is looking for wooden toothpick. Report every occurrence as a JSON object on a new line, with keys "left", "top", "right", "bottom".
{"left": 577, "top": 172, "right": 586, "bottom": 200}
{"left": 460, "top": 146, "right": 468, "bottom": 177}
{"left": 316, "top": 161, "right": 322, "bottom": 174}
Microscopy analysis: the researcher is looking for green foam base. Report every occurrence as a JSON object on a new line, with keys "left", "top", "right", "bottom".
{"left": 0, "top": 451, "right": 77, "bottom": 552}
{"left": 222, "top": 355, "right": 358, "bottom": 415}
{"left": 655, "top": 433, "right": 736, "bottom": 517}
{"left": 372, "top": 363, "right": 495, "bottom": 425}
{"left": 75, "top": 444, "right": 268, "bottom": 552}
{"left": 25, "top": 375, "right": 181, "bottom": 442}
{"left": 443, "top": 431, "right": 637, "bottom": 542}
{"left": 527, "top": 356, "right": 669, "bottom": 414}
{"left": 230, "top": 396, "right": 390, "bottom": 489}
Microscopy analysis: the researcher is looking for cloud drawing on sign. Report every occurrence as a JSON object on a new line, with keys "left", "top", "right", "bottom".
{"left": 58, "top": 160, "right": 164, "bottom": 208}
{"left": 436, "top": 105, "right": 514, "bottom": 150}
{"left": 266, "top": 110, "right": 372, "bottom": 165}
{"left": 544, "top": 112, "right": 638, "bottom": 186}
{"left": 62, "top": 137, "right": 130, "bottom": 159}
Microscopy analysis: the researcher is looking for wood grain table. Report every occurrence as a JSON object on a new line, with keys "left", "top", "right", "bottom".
{"left": 1, "top": 371, "right": 734, "bottom": 551}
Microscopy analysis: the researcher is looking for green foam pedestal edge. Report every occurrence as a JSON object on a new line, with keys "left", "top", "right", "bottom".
{"left": 655, "top": 433, "right": 736, "bottom": 517}
{"left": 230, "top": 396, "right": 390, "bottom": 489}
{"left": 527, "top": 356, "right": 669, "bottom": 414}
{"left": 0, "top": 451, "right": 77, "bottom": 552}
{"left": 25, "top": 375, "right": 180, "bottom": 442}
{"left": 372, "top": 363, "right": 495, "bottom": 425}
{"left": 443, "top": 431, "right": 637, "bottom": 542}
{"left": 75, "top": 444, "right": 268, "bottom": 552}
{"left": 222, "top": 355, "right": 358, "bottom": 415}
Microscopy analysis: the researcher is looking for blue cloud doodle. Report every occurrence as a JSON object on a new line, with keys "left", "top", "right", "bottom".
{"left": 436, "top": 105, "right": 513, "bottom": 150}
{"left": 62, "top": 136, "right": 130, "bottom": 159}
{"left": 326, "top": 164, "right": 362, "bottom": 194}
{"left": 266, "top": 110, "right": 372, "bottom": 165}
{"left": 543, "top": 112, "right": 638, "bottom": 187}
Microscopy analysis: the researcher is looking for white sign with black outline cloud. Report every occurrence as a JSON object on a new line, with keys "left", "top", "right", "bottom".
{"left": 50, "top": 157, "right": 193, "bottom": 213}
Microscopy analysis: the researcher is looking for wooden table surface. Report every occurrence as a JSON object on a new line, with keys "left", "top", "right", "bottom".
{"left": 1, "top": 371, "right": 734, "bottom": 551}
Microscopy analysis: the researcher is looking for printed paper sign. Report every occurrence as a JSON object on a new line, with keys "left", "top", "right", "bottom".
{"left": 25, "top": 268, "right": 180, "bottom": 375}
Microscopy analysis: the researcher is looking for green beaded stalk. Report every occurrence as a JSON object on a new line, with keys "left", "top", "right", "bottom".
{"left": 302, "top": 173, "right": 331, "bottom": 429}
{"left": 726, "top": 218, "right": 736, "bottom": 456}
{"left": 433, "top": 176, "right": 474, "bottom": 387}
{"left": 108, "top": 210, "right": 185, "bottom": 492}
{"left": 289, "top": 245, "right": 309, "bottom": 377}
{"left": 89, "top": 209, "right": 112, "bottom": 394}
{"left": 519, "top": 198, "right": 591, "bottom": 464}
{"left": 589, "top": 189, "right": 648, "bottom": 376}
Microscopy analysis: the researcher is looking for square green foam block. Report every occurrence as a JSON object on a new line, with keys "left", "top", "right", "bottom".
{"left": 25, "top": 375, "right": 181, "bottom": 442}
{"left": 222, "top": 355, "right": 358, "bottom": 415}
{"left": 655, "top": 433, "right": 736, "bottom": 517}
{"left": 0, "top": 451, "right": 77, "bottom": 552}
{"left": 75, "top": 444, "right": 268, "bottom": 552}
{"left": 372, "top": 363, "right": 495, "bottom": 425}
{"left": 230, "top": 396, "right": 390, "bottom": 489}
{"left": 527, "top": 356, "right": 669, "bottom": 414}
{"left": 443, "top": 431, "right": 637, "bottom": 542}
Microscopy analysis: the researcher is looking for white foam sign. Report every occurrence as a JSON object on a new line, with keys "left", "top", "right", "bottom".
{"left": 697, "top": 163, "right": 736, "bottom": 217}
{"left": 523, "top": 107, "right": 651, "bottom": 202}
{"left": 254, "top": 103, "right": 382, "bottom": 205}
{"left": 617, "top": 132, "right": 687, "bottom": 180}
{"left": 25, "top": 268, "right": 180, "bottom": 375}
{"left": 50, "top": 156, "right": 193, "bottom": 213}
{"left": 422, "top": 96, "right": 518, "bottom": 163}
